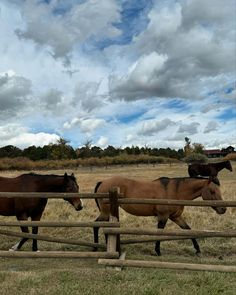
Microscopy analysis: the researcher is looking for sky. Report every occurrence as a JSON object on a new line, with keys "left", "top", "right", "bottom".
{"left": 0, "top": 0, "right": 235, "bottom": 150}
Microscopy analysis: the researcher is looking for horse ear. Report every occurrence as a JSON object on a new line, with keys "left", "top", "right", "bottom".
{"left": 71, "top": 173, "right": 75, "bottom": 177}
{"left": 64, "top": 173, "right": 68, "bottom": 180}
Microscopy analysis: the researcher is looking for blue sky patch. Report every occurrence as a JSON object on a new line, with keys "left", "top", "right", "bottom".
{"left": 116, "top": 109, "right": 145, "bottom": 124}
{"left": 162, "top": 99, "right": 190, "bottom": 112}
{"left": 225, "top": 87, "right": 234, "bottom": 94}
{"left": 86, "top": 0, "right": 153, "bottom": 51}
{"left": 217, "top": 108, "right": 236, "bottom": 121}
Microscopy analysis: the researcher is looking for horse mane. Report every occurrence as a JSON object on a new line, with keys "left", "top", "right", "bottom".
{"left": 23, "top": 173, "right": 74, "bottom": 179}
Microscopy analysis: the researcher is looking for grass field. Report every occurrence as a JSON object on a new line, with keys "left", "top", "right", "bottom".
{"left": 0, "top": 163, "right": 235, "bottom": 295}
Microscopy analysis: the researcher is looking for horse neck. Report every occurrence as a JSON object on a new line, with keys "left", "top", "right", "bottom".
{"left": 213, "top": 161, "right": 227, "bottom": 170}
{"left": 36, "top": 176, "right": 64, "bottom": 192}
{"left": 181, "top": 179, "right": 208, "bottom": 200}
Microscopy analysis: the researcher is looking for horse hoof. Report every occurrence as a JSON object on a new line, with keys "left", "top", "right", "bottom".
{"left": 9, "top": 248, "right": 18, "bottom": 252}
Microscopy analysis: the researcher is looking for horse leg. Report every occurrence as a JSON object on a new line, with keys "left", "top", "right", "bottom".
{"left": 10, "top": 216, "right": 29, "bottom": 251}
{"left": 93, "top": 218, "right": 100, "bottom": 252}
{"left": 31, "top": 211, "right": 44, "bottom": 252}
{"left": 155, "top": 216, "right": 168, "bottom": 256}
{"left": 170, "top": 216, "right": 201, "bottom": 256}
{"left": 93, "top": 214, "right": 109, "bottom": 251}
{"left": 31, "top": 225, "right": 39, "bottom": 252}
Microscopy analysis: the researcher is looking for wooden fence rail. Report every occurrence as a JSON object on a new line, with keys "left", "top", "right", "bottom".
{"left": 98, "top": 259, "right": 236, "bottom": 273}
{"left": 0, "top": 192, "right": 107, "bottom": 199}
{"left": 118, "top": 199, "right": 236, "bottom": 207}
{"left": 103, "top": 228, "right": 236, "bottom": 238}
{"left": 0, "top": 251, "right": 119, "bottom": 259}
{"left": 0, "top": 221, "right": 119, "bottom": 228}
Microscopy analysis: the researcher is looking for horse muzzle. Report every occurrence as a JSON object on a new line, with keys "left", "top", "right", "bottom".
{"left": 212, "top": 206, "right": 227, "bottom": 214}
{"left": 75, "top": 204, "right": 83, "bottom": 211}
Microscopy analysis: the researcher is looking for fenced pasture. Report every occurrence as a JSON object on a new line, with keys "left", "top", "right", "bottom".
{"left": 0, "top": 163, "right": 235, "bottom": 295}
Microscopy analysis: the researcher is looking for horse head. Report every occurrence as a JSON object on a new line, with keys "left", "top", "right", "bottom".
{"left": 63, "top": 173, "right": 83, "bottom": 211}
{"left": 226, "top": 160, "right": 233, "bottom": 172}
{"left": 202, "top": 177, "right": 226, "bottom": 214}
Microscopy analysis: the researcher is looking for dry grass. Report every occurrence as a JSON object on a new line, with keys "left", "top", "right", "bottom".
{"left": 0, "top": 163, "right": 235, "bottom": 294}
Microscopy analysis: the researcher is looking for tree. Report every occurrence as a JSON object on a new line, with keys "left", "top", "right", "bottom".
{"left": 57, "top": 138, "right": 69, "bottom": 146}
{"left": 103, "top": 145, "right": 119, "bottom": 157}
{"left": 192, "top": 143, "right": 204, "bottom": 154}
{"left": 184, "top": 137, "right": 193, "bottom": 156}
{"left": 22, "top": 146, "right": 44, "bottom": 161}
{"left": 0, "top": 145, "right": 22, "bottom": 158}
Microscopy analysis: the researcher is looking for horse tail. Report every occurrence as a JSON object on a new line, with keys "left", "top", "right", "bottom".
{"left": 94, "top": 181, "right": 102, "bottom": 210}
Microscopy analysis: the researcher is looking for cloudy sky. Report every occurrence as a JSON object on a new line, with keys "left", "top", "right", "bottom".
{"left": 0, "top": 0, "right": 235, "bottom": 150}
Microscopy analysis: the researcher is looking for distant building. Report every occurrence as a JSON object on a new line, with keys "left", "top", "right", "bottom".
{"left": 203, "top": 146, "right": 235, "bottom": 158}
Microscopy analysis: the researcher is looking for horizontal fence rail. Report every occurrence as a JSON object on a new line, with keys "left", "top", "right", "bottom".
{"left": 0, "top": 251, "right": 119, "bottom": 259}
{"left": 0, "top": 192, "right": 108, "bottom": 199}
{"left": 118, "top": 199, "right": 236, "bottom": 207}
{"left": 103, "top": 228, "right": 236, "bottom": 238}
{"left": 98, "top": 259, "right": 236, "bottom": 273}
{"left": 120, "top": 236, "right": 201, "bottom": 244}
{"left": 1, "top": 192, "right": 236, "bottom": 207}
{"left": 0, "top": 221, "right": 120, "bottom": 228}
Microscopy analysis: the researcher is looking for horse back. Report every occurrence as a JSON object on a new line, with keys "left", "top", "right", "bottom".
{"left": 95, "top": 176, "right": 181, "bottom": 217}
{"left": 0, "top": 176, "right": 22, "bottom": 192}
{"left": 188, "top": 164, "right": 216, "bottom": 177}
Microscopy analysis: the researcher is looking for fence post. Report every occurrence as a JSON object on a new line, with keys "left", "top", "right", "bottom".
{"left": 107, "top": 187, "right": 120, "bottom": 254}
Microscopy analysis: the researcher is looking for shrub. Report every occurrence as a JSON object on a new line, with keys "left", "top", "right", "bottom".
{"left": 184, "top": 153, "right": 208, "bottom": 164}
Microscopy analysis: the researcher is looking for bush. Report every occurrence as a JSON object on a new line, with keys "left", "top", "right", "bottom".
{"left": 184, "top": 153, "right": 208, "bottom": 164}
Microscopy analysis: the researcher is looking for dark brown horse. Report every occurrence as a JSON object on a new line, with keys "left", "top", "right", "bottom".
{"left": 0, "top": 173, "right": 83, "bottom": 251}
{"left": 94, "top": 176, "right": 226, "bottom": 256}
{"left": 188, "top": 160, "right": 232, "bottom": 177}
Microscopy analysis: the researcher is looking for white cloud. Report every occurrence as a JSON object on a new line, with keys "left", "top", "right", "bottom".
{"left": 96, "top": 136, "right": 109, "bottom": 147}
{"left": 204, "top": 121, "right": 219, "bottom": 133}
{"left": 177, "top": 122, "right": 200, "bottom": 135}
{"left": 0, "top": 124, "right": 59, "bottom": 148}
{"left": 108, "top": 0, "right": 236, "bottom": 101}
{"left": 63, "top": 117, "right": 106, "bottom": 134}
{"left": 0, "top": 72, "right": 32, "bottom": 117}
{"left": 110, "top": 52, "right": 168, "bottom": 100}
{"left": 138, "top": 118, "right": 175, "bottom": 136}
{"left": 14, "top": 0, "right": 121, "bottom": 63}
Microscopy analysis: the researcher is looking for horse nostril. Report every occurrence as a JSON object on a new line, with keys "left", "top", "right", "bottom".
{"left": 221, "top": 207, "right": 227, "bottom": 214}
{"left": 218, "top": 207, "right": 227, "bottom": 214}
{"left": 77, "top": 205, "right": 83, "bottom": 211}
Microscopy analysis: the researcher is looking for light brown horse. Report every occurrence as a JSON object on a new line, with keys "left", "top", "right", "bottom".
{"left": 0, "top": 173, "right": 83, "bottom": 251}
{"left": 94, "top": 176, "right": 226, "bottom": 256}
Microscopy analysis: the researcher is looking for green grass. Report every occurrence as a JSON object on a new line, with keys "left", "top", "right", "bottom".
{"left": 0, "top": 260, "right": 236, "bottom": 295}
{"left": 0, "top": 163, "right": 235, "bottom": 294}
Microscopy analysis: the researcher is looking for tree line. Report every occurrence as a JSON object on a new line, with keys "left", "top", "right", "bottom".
{"left": 0, "top": 139, "right": 185, "bottom": 161}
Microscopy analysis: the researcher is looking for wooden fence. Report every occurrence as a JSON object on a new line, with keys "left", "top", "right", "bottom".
{"left": 0, "top": 190, "right": 119, "bottom": 259}
{"left": 0, "top": 189, "right": 236, "bottom": 272}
